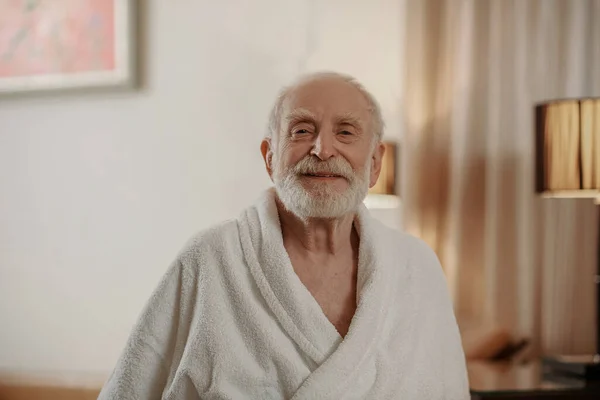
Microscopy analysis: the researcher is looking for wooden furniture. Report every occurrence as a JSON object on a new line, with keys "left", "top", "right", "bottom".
{"left": 0, "top": 384, "right": 100, "bottom": 400}
{"left": 0, "top": 371, "right": 103, "bottom": 400}
{"left": 469, "top": 360, "right": 600, "bottom": 399}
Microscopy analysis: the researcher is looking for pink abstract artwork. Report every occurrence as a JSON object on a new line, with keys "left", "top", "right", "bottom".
{"left": 0, "top": 0, "right": 133, "bottom": 93}
{"left": 0, "top": 0, "right": 116, "bottom": 77}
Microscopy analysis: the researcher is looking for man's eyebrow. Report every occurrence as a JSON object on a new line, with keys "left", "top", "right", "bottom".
{"left": 334, "top": 112, "right": 363, "bottom": 126}
{"left": 285, "top": 108, "right": 317, "bottom": 123}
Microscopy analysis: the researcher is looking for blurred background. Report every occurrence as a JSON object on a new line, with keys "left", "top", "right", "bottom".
{"left": 1, "top": 0, "right": 600, "bottom": 397}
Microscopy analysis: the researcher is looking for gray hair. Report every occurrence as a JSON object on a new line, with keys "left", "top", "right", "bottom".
{"left": 266, "top": 71, "right": 385, "bottom": 142}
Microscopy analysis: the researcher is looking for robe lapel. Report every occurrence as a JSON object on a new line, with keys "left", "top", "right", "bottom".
{"left": 290, "top": 204, "right": 415, "bottom": 400}
{"left": 238, "top": 189, "right": 342, "bottom": 366}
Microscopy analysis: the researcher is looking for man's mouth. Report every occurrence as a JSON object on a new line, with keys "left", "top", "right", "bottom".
{"left": 302, "top": 172, "right": 344, "bottom": 179}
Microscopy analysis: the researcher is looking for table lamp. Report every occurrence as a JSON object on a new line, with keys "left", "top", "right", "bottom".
{"left": 364, "top": 141, "right": 400, "bottom": 209}
{"left": 535, "top": 98, "right": 600, "bottom": 380}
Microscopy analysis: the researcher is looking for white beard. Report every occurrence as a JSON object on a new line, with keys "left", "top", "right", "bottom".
{"left": 273, "top": 155, "right": 371, "bottom": 220}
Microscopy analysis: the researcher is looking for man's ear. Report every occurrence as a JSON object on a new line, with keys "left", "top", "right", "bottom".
{"left": 369, "top": 142, "right": 386, "bottom": 188}
{"left": 261, "top": 138, "right": 274, "bottom": 181}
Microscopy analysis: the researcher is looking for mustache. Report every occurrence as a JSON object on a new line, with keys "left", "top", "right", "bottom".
{"left": 291, "top": 156, "right": 355, "bottom": 180}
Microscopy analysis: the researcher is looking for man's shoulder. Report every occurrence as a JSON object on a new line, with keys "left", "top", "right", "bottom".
{"left": 397, "top": 231, "right": 439, "bottom": 262}
{"left": 374, "top": 225, "right": 453, "bottom": 307}
{"left": 370, "top": 219, "right": 437, "bottom": 259}
{"left": 176, "top": 218, "right": 241, "bottom": 263}
{"left": 371, "top": 220, "right": 443, "bottom": 277}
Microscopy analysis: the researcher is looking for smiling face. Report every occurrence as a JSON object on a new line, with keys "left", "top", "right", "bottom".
{"left": 262, "top": 75, "right": 385, "bottom": 219}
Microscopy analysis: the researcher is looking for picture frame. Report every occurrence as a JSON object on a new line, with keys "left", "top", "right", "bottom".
{"left": 0, "top": 0, "right": 136, "bottom": 94}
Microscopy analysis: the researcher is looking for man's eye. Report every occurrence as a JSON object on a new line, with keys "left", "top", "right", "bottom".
{"left": 295, "top": 129, "right": 310, "bottom": 134}
{"left": 339, "top": 130, "right": 354, "bottom": 136}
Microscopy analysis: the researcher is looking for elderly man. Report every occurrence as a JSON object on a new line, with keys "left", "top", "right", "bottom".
{"left": 99, "top": 72, "right": 469, "bottom": 399}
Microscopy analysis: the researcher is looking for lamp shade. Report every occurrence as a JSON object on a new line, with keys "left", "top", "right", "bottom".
{"left": 369, "top": 141, "right": 397, "bottom": 195}
{"left": 364, "top": 141, "right": 400, "bottom": 210}
{"left": 535, "top": 98, "right": 600, "bottom": 198}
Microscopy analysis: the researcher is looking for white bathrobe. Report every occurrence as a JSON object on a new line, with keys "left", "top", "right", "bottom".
{"left": 98, "top": 189, "right": 469, "bottom": 400}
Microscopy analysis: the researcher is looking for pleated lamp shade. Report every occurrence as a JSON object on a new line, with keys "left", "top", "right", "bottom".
{"left": 364, "top": 141, "right": 400, "bottom": 209}
{"left": 369, "top": 141, "right": 397, "bottom": 195}
{"left": 535, "top": 98, "right": 600, "bottom": 372}
{"left": 535, "top": 98, "right": 600, "bottom": 199}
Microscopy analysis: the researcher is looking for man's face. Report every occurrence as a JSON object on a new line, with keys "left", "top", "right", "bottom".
{"left": 262, "top": 77, "right": 384, "bottom": 219}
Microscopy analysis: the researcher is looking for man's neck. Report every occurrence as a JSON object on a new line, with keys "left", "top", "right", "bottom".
{"left": 275, "top": 195, "right": 360, "bottom": 336}
{"left": 275, "top": 196, "right": 357, "bottom": 256}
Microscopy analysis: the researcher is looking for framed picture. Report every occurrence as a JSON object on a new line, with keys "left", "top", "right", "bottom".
{"left": 0, "top": 0, "right": 135, "bottom": 94}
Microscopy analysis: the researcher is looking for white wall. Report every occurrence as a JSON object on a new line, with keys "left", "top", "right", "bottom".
{"left": 0, "top": 0, "right": 404, "bottom": 375}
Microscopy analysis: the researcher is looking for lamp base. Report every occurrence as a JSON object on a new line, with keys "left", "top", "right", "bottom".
{"left": 542, "top": 354, "right": 600, "bottom": 380}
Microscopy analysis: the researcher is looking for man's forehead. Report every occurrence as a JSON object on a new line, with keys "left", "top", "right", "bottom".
{"left": 285, "top": 107, "right": 317, "bottom": 121}
{"left": 281, "top": 79, "right": 372, "bottom": 120}
{"left": 286, "top": 78, "right": 369, "bottom": 105}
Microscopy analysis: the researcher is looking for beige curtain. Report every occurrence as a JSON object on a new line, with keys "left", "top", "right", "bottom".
{"left": 402, "top": 0, "right": 600, "bottom": 355}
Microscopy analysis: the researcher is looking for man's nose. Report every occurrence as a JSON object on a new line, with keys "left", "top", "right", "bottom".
{"left": 310, "top": 130, "right": 336, "bottom": 160}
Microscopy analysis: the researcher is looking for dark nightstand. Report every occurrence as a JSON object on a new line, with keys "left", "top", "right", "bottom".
{"left": 468, "top": 360, "right": 600, "bottom": 399}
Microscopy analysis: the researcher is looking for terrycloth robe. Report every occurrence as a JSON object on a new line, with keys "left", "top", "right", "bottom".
{"left": 98, "top": 189, "right": 469, "bottom": 399}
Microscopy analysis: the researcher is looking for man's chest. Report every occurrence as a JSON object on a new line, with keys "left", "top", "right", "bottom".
{"left": 310, "top": 282, "right": 357, "bottom": 336}
{"left": 290, "top": 260, "right": 358, "bottom": 336}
